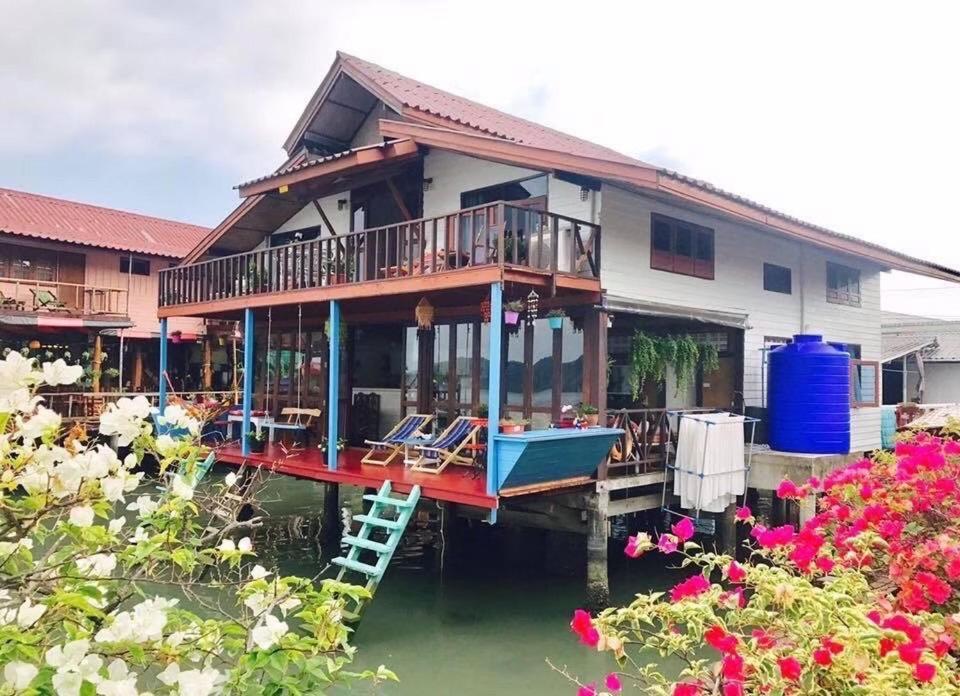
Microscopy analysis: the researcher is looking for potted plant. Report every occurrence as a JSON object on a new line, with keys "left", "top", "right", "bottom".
{"left": 579, "top": 403, "right": 600, "bottom": 427}
{"left": 546, "top": 308, "right": 567, "bottom": 330}
{"left": 245, "top": 427, "right": 267, "bottom": 454}
{"left": 472, "top": 403, "right": 489, "bottom": 426}
{"left": 558, "top": 404, "right": 576, "bottom": 428}
{"left": 317, "top": 436, "right": 346, "bottom": 454}
{"left": 504, "top": 300, "right": 524, "bottom": 326}
{"left": 322, "top": 250, "right": 354, "bottom": 285}
{"left": 499, "top": 416, "right": 528, "bottom": 434}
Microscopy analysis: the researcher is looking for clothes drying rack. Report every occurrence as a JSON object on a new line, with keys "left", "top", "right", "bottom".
{"left": 659, "top": 410, "right": 760, "bottom": 534}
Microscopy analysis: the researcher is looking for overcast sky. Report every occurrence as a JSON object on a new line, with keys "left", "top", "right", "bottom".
{"left": 2, "top": 1, "right": 958, "bottom": 316}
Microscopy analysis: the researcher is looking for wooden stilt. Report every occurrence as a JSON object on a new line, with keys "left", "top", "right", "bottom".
{"left": 91, "top": 334, "right": 103, "bottom": 393}
{"left": 322, "top": 482, "right": 341, "bottom": 548}
{"left": 719, "top": 501, "right": 738, "bottom": 556}
{"left": 203, "top": 337, "right": 213, "bottom": 390}
{"left": 585, "top": 490, "right": 610, "bottom": 611}
{"left": 132, "top": 345, "right": 144, "bottom": 391}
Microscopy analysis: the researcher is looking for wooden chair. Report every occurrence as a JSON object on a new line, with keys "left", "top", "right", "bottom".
{"left": 30, "top": 288, "right": 70, "bottom": 312}
{"left": 411, "top": 416, "right": 483, "bottom": 475}
{"left": 0, "top": 290, "right": 23, "bottom": 311}
{"left": 362, "top": 413, "right": 434, "bottom": 466}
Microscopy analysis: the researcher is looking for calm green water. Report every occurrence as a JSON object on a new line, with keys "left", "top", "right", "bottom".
{"left": 211, "top": 468, "right": 681, "bottom": 695}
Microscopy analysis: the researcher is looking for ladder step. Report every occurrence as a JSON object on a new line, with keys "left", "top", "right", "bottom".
{"left": 332, "top": 557, "right": 380, "bottom": 577}
{"left": 363, "top": 494, "right": 415, "bottom": 508}
{"left": 353, "top": 514, "right": 403, "bottom": 531}
{"left": 342, "top": 535, "right": 391, "bottom": 553}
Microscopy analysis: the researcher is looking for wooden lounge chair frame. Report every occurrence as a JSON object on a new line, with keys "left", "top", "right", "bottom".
{"left": 362, "top": 413, "right": 434, "bottom": 466}
{"left": 411, "top": 416, "right": 483, "bottom": 475}
{"left": 0, "top": 290, "right": 24, "bottom": 311}
{"left": 30, "top": 288, "right": 70, "bottom": 312}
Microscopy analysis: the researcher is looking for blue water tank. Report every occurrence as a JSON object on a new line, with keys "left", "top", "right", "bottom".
{"left": 768, "top": 334, "right": 850, "bottom": 454}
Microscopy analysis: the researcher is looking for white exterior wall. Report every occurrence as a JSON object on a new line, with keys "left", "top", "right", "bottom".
{"left": 599, "top": 183, "right": 884, "bottom": 452}
{"left": 918, "top": 363, "right": 960, "bottom": 403}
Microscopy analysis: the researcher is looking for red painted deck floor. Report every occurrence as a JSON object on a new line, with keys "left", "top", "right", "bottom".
{"left": 215, "top": 444, "right": 497, "bottom": 509}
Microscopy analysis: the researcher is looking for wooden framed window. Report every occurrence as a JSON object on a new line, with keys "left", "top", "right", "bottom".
{"left": 763, "top": 262, "right": 792, "bottom": 294}
{"left": 826, "top": 261, "right": 861, "bottom": 306}
{"left": 850, "top": 359, "right": 879, "bottom": 407}
{"left": 649, "top": 213, "right": 714, "bottom": 279}
{"left": 120, "top": 257, "right": 151, "bottom": 276}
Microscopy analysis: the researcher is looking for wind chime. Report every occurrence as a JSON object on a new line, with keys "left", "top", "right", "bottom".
{"left": 525, "top": 290, "right": 539, "bottom": 326}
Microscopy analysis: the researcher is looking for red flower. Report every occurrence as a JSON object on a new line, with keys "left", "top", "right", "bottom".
{"left": 725, "top": 561, "right": 746, "bottom": 583}
{"left": 722, "top": 682, "right": 743, "bottom": 696}
{"left": 821, "top": 636, "right": 844, "bottom": 655}
{"left": 751, "top": 629, "right": 777, "bottom": 649}
{"left": 897, "top": 642, "right": 924, "bottom": 665}
{"left": 672, "top": 683, "right": 700, "bottom": 696}
{"left": 604, "top": 674, "right": 622, "bottom": 692}
{"left": 815, "top": 555, "right": 835, "bottom": 573}
{"left": 735, "top": 506, "right": 753, "bottom": 522}
{"left": 672, "top": 517, "right": 695, "bottom": 542}
{"left": 721, "top": 653, "right": 744, "bottom": 680}
{"left": 914, "top": 662, "right": 936, "bottom": 683}
{"left": 878, "top": 638, "right": 896, "bottom": 657}
{"left": 813, "top": 648, "right": 833, "bottom": 667}
{"left": 570, "top": 609, "right": 599, "bottom": 647}
{"left": 705, "top": 625, "right": 739, "bottom": 653}
{"left": 777, "top": 656, "right": 802, "bottom": 681}
{"left": 669, "top": 575, "right": 710, "bottom": 602}
{"left": 577, "top": 683, "right": 596, "bottom": 696}
{"left": 948, "top": 556, "right": 960, "bottom": 581}
{"left": 916, "top": 571, "right": 952, "bottom": 604}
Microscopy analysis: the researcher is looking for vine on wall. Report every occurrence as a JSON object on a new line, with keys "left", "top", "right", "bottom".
{"left": 627, "top": 330, "right": 722, "bottom": 398}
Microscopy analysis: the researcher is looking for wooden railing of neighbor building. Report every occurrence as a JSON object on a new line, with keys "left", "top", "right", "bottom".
{"left": 602, "top": 409, "right": 671, "bottom": 480}
{"left": 158, "top": 202, "right": 601, "bottom": 308}
{"left": 0, "top": 277, "right": 129, "bottom": 315}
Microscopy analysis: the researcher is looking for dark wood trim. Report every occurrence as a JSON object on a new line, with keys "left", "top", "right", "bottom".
{"left": 522, "top": 322, "right": 534, "bottom": 419}
{"left": 551, "top": 327, "right": 563, "bottom": 419}
{"left": 471, "top": 321, "right": 481, "bottom": 412}
{"left": 385, "top": 177, "right": 413, "bottom": 221}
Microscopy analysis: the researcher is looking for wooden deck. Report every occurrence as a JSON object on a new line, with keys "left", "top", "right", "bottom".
{"left": 215, "top": 444, "right": 497, "bottom": 509}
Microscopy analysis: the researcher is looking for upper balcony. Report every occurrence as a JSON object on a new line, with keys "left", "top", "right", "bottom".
{"left": 158, "top": 202, "right": 601, "bottom": 318}
{"left": 0, "top": 277, "right": 130, "bottom": 329}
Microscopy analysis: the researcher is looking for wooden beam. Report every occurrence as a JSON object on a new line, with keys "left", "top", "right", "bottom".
{"left": 607, "top": 493, "right": 662, "bottom": 517}
{"left": 385, "top": 177, "right": 413, "bottom": 221}
{"left": 312, "top": 200, "right": 339, "bottom": 236}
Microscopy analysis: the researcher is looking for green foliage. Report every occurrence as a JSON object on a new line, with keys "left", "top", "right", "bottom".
{"left": 627, "top": 331, "right": 724, "bottom": 399}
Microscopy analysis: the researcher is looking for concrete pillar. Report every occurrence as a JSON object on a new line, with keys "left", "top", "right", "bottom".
{"left": 585, "top": 490, "right": 610, "bottom": 611}
{"left": 754, "top": 489, "right": 774, "bottom": 526}
{"left": 798, "top": 494, "right": 818, "bottom": 526}
{"left": 321, "top": 482, "right": 341, "bottom": 547}
{"left": 719, "top": 502, "right": 738, "bottom": 556}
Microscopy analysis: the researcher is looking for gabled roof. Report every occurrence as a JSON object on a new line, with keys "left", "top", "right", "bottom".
{"left": 882, "top": 311, "right": 960, "bottom": 362}
{"left": 0, "top": 187, "right": 208, "bottom": 259}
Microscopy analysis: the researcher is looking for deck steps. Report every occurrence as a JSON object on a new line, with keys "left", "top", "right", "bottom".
{"left": 332, "top": 480, "right": 421, "bottom": 619}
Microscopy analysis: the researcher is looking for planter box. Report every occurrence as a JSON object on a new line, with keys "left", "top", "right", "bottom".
{"left": 499, "top": 422, "right": 525, "bottom": 434}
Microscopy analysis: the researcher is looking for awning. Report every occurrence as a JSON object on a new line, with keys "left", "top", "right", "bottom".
{"left": 881, "top": 336, "right": 937, "bottom": 363}
{"left": 0, "top": 314, "right": 134, "bottom": 330}
{"left": 602, "top": 295, "right": 751, "bottom": 330}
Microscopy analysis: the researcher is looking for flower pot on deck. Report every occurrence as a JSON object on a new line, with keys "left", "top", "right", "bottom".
{"left": 548, "top": 316, "right": 564, "bottom": 331}
{"left": 499, "top": 422, "right": 525, "bottom": 434}
{"left": 246, "top": 436, "right": 266, "bottom": 454}
{"left": 584, "top": 413, "right": 600, "bottom": 427}
{"left": 504, "top": 310, "right": 520, "bottom": 326}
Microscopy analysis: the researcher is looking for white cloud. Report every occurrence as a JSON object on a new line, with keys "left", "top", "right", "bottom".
{"left": 1, "top": 0, "right": 959, "bottom": 307}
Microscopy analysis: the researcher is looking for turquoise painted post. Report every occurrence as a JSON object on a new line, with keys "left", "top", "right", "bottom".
{"left": 327, "top": 300, "right": 341, "bottom": 471}
{"left": 241, "top": 308, "right": 254, "bottom": 456}
{"left": 158, "top": 318, "right": 168, "bottom": 416}
{"left": 487, "top": 282, "right": 503, "bottom": 500}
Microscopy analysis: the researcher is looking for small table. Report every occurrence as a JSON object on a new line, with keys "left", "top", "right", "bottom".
{"left": 401, "top": 436, "right": 434, "bottom": 466}
{"left": 227, "top": 414, "right": 274, "bottom": 441}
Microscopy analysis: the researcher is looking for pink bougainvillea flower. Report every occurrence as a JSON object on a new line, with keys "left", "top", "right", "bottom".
{"left": 705, "top": 625, "right": 739, "bottom": 653}
{"left": 721, "top": 652, "right": 744, "bottom": 680}
{"left": 669, "top": 574, "right": 710, "bottom": 602}
{"left": 751, "top": 629, "right": 777, "bottom": 650}
{"left": 577, "top": 683, "right": 597, "bottom": 696}
{"left": 570, "top": 609, "right": 599, "bottom": 647}
{"left": 897, "top": 641, "right": 924, "bottom": 665}
{"left": 756, "top": 525, "right": 796, "bottom": 549}
{"left": 725, "top": 561, "right": 746, "bottom": 583}
{"left": 658, "top": 534, "right": 679, "bottom": 554}
{"left": 821, "top": 636, "right": 844, "bottom": 655}
{"left": 914, "top": 662, "right": 937, "bottom": 683}
{"left": 815, "top": 555, "right": 835, "bottom": 573}
{"left": 813, "top": 648, "right": 833, "bottom": 667}
{"left": 672, "top": 683, "right": 700, "bottom": 696}
{"left": 777, "top": 656, "right": 802, "bottom": 681}
{"left": 776, "top": 478, "right": 803, "bottom": 499}
{"left": 916, "top": 571, "right": 952, "bottom": 604}
{"left": 604, "top": 673, "right": 622, "bottom": 692}
{"left": 624, "top": 532, "right": 653, "bottom": 558}
{"left": 672, "top": 517, "right": 695, "bottom": 542}
{"left": 878, "top": 637, "right": 897, "bottom": 657}
{"left": 734, "top": 506, "right": 753, "bottom": 523}
{"left": 722, "top": 682, "right": 744, "bottom": 696}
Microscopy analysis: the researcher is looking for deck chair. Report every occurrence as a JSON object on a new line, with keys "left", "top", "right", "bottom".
{"left": 0, "top": 290, "right": 23, "bottom": 311}
{"left": 271, "top": 407, "right": 322, "bottom": 445}
{"left": 411, "top": 416, "right": 482, "bottom": 475}
{"left": 362, "top": 413, "right": 434, "bottom": 466}
{"left": 31, "top": 288, "right": 70, "bottom": 312}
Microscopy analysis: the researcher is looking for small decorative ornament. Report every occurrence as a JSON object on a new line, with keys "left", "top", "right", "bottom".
{"left": 525, "top": 290, "right": 539, "bottom": 325}
{"left": 415, "top": 297, "right": 435, "bottom": 329}
{"left": 480, "top": 294, "right": 492, "bottom": 323}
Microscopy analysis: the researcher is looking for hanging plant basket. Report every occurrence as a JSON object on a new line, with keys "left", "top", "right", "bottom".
{"left": 415, "top": 297, "right": 435, "bottom": 329}
{"left": 504, "top": 300, "right": 524, "bottom": 326}
{"left": 546, "top": 309, "right": 566, "bottom": 331}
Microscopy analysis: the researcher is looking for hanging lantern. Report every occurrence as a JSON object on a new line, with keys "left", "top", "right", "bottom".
{"left": 480, "top": 294, "right": 492, "bottom": 323}
{"left": 415, "top": 297, "right": 435, "bottom": 330}
{"left": 525, "top": 290, "right": 539, "bottom": 325}
{"left": 28, "top": 339, "right": 41, "bottom": 350}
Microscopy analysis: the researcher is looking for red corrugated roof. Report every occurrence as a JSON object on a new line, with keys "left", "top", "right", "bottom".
{"left": 0, "top": 188, "right": 209, "bottom": 258}
{"left": 337, "top": 52, "right": 648, "bottom": 167}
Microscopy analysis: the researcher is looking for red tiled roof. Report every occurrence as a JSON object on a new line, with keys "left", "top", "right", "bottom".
{"left": 337, "top": 52, "right": 648, "bottom": 167}
{"left": 0, "top": 188, "right": 209, "bottom": 259}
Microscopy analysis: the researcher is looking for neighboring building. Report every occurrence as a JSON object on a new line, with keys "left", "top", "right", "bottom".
{"left": 163, "top": 51, "right": 960, "bottom": 457}
{"left": 0, "top": 187, "right": 215, "bottom": 393}
{"left": 882, "top": 311, "right": 960, "bottom": 404}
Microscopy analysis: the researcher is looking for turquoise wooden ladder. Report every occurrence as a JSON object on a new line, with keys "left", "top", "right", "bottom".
{"left": 332, "top": 480, "right": 421, "bottom": 611}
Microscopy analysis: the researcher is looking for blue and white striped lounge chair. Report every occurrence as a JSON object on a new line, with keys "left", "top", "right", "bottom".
{"left": 362, "top": 413, "right": 434, "bottom": 466}
{"left": 411, "top": 416, "right": 482, "bottom": 475}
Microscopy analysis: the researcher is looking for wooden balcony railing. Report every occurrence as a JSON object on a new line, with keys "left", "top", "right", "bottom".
{"left": 0, "top": 277, "right": 128, "bottom": 315}
{"left": 159, "top": 201, "right": 601, "bottom": 308}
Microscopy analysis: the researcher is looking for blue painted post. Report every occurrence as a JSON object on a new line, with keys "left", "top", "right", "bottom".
{"left": 486, "top": 282, "right": 503, "bottom": 499}
{"left": 158, "top": 318, "right": 168, "bottom": 416}
{"left": 241, "top": 308, "right": 254, "bottom": 456}
{"left": 327, "top": 300, "right": 341, "bottom": 471}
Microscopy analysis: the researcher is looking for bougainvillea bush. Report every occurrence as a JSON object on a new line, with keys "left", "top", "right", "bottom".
{"left": 564, "top": 433, "right": 960, "bottom": 694}
{"left": 0, "top": 352, "right": 393, "bottom": 694}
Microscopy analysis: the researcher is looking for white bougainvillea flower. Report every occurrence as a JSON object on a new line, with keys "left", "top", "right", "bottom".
{"left": 68, "top": 505, "right": 95, "bottom": 528}
{"left": 100, "top": 476, "right": 125, "bottom": 503}
{"left": 76, "top": 553, "right": 116, "bottom": 578}
{"left": 278, "top": 595, "right": 302, "bottom": 617}
{"left": 243, "top": 591, "right": 270, "bottom": 615}
{"left": 157, "top": 404, "right": 201, "bottom": 437}
{"left": 18, "top": 405, "right": 61, "bottom": 441}
{"left": 41, "top": 359, "right": 84, "bottom": 386}
{"left": 0, "top": 351, "right": 40, "bottom": 394}
{"left": 176, "top": 667, "right": 223, "bottom": 696}
{"left": 154, "top": 433, "right": 178, "bottom": 458}
{"left": 250, "top": 564, "right": 271, "bottom": 580}
{"left": 98, "top": 396, "right": 151, "bottom": 446}
{"left": 224, "top": 472, "right": 238, "bottom": 487}
{"left": 46, "top": 638, "right": 91, "bottom": 670}
{"left": 127, "top": 494, "right": 158, "bottom": 517}
{"left": 95, "top": 659, "right": 137, "bottom": 696}
{"left": 3, "top": 661, "right": 38, "bottom": 690}
{"left": 16, "top": 598, "right": 47, "bottom": 628}
{"left": 108, "top": 517, "right": 124, "bottom": 534}
{"left": 170, "top": 474, "right": 194, "bottom": 500}
{"left": 219, "top": 539, "right": 236, "bottom": 553}
{"left": 251, "top": 613, "right": 289, "bottom": 650}
{"left": 130, "top": 526, "right": 149, "bottom": 544}
{"left": 156, "top": 662, "right": 180, "bottom": 686}
{"left": 15, "top": 464, "right": 50, "bottom": 495}
{"left": 238, "top": 537, "right": 253, "bottom": 553}
{"left": 0, "top": 387, "right": 41, "bottom": 414}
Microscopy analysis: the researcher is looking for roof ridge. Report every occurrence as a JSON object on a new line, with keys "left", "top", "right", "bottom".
{"left": 0, "top": 186, "right": 208, "bottom": 231}
{"left": 337, "top": 52, "right": 648, "bottom": 166}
